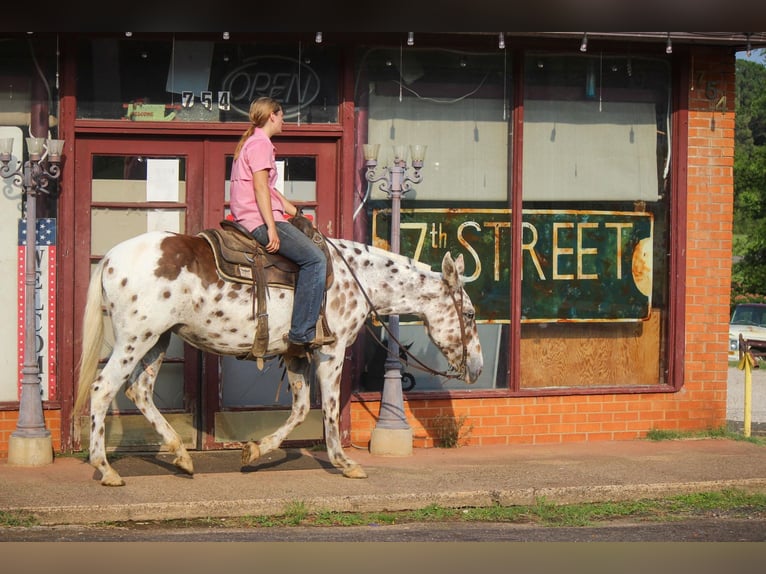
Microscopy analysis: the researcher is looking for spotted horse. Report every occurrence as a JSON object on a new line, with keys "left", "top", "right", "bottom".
{"left": 73, "top": 230, "right": 483, "bottom": 486}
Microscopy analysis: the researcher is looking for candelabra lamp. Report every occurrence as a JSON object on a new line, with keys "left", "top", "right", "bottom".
{"left": 363, "top": 143, "right": 426, "bottom": 456}
{"left": 1, "top": 135, "right": 64, "bottom": 466}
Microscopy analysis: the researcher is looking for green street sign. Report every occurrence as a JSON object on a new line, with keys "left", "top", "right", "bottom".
{"left": 371, "top": 208, "right": 653, "bottom": 323}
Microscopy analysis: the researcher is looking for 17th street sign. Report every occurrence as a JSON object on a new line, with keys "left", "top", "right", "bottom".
{"left": 371, "top": 208, "right": 653, "bottom": 323}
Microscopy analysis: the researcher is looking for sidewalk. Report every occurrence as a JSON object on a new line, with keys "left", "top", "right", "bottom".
{"left": 1, "top": 366, "right": 764, "bottom": 527}
{"left": 2, "top": 438, "right": 766, "bottom": 526}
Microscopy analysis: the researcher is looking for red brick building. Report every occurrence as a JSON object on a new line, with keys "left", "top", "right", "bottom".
{"left": 0, "top": 32, "right": 759, "bottom": 457}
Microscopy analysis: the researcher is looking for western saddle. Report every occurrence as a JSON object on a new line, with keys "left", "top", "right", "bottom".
{"left": 198, "top": 215, "right": 334, "bottom": 364}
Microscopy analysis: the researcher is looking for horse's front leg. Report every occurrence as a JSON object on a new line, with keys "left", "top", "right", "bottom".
{"left": 316, "top": 353, "right": 367, "bottom": 479}
{"left": 241, "top": 355, "right": 312, "bottom": 466}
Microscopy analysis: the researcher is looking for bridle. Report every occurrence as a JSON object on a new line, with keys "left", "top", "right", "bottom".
{"left": 325, "top": 238, "right": 470, "bottom": 381}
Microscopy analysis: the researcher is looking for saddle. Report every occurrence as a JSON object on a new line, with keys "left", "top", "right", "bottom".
{"left": 198, "top": 215, "right": 334, "bottom": 364}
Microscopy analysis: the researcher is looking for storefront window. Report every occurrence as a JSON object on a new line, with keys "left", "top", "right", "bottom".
{"left": 520, "top": 52, "right": 671, "bottom": 389}
{"left": 356, "top": 45, "right": 511, "bottom": 393}
{"left": 76, "top": 37, "right": 339, "bottom": 123}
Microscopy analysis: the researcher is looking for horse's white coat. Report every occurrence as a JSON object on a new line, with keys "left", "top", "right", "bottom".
{"left": 74, "top": 231, "right": 482, "bottom": 486}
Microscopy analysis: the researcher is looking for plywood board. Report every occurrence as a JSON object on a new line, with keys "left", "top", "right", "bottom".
{"left": 520, "top": 310, "right": 662, "bottom": 388}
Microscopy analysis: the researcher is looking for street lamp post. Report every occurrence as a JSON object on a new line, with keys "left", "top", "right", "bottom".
{"left": 1, "top": 135, "right": 64, "bottom": 466}
{"left": 363, "top": 143, "right": 426, "bottom": 456}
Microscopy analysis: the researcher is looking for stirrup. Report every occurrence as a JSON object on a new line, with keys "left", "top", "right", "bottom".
{"left": 304, "top": 333, "right": 336, "bottom": 349}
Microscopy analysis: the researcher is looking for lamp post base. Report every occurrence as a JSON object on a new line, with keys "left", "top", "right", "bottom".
{"left": 7, "top": 434, "right": 53, "bottom": 467}
{"left": 369, "top": 427, "right": 413, "bottom": 457}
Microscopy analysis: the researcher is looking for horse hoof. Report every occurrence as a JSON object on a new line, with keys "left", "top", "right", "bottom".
{"left": 173, "top": 455, "right": 194, "bottom": 475}
{"left": 342, "top": 465, "right": 368, "bottom": 479}
{"left": 241, "top": 441, "right": 261, "bottom": 466}
{"left": 100, "top": 474, "right": 126, "bottom": 487}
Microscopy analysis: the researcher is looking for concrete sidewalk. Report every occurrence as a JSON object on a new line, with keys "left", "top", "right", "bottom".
{"left": 0, "top": 365, "right": 763, "bottom": 527}
{"left": 2, "top": 438, "right": 766, "bottom": 526}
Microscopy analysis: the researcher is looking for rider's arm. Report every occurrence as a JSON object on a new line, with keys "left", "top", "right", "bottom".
{"left": 252, "top": 169, "right": 280, "bottom": 252}
{"left": 277, "top": 192, "right": 299, "bottom": 217}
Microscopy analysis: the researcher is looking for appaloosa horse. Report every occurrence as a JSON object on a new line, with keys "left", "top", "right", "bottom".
{"left": 73, "top": 231, "right": 483, "bottom": 486}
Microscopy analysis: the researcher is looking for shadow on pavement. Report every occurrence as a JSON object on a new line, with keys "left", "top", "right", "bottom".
{"left": 110, "top": 448, "right": 334, "bottom": 477}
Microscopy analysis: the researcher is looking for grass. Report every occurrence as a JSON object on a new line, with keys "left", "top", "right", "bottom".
{"left": 100, "top": 489, "right": 766, "bottom": 531}
{"left": 0, "top": 510, "right": 38, "bottom": 527}
{"left": 645, "top": 425, "right": 766, "bottom": 445}
{"left": 432, "top": 414, "right": 473, "bottom": 448}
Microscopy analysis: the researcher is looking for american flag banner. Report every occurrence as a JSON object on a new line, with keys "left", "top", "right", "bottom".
{"left": 17, "top": 218, "right": 57, "bottom": 401}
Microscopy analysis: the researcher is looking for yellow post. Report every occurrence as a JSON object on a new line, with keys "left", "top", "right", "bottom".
{"left": 737, "top": 334, "right": 754, "bottom": 438}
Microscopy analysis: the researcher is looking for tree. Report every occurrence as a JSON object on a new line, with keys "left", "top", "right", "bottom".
{"left": 732, "top": 55, "right": 766, "bottom": 304}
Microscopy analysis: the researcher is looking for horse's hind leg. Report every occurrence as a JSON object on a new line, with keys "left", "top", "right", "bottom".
{"left": 87, "top": 354, "right": 138, "bottom": 486}
{"left": 125, "top": 332, "right": 194, "bottom": 476}
{"left": 241, "top": 355, "right": 312, "bottom": 466}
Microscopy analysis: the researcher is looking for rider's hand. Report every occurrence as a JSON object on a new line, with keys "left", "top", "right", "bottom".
{"left": 265, "top": 226, "right": 280, "bottom": 252}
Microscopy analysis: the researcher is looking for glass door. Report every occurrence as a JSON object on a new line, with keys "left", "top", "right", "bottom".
{"left": 72, "top": 137, "right": 340, "bottom": 451}
{"left": 73, "top": 138, "right": 205, "bottom": 451}
{"left": 202, "top": 139, "right": 340, "bottom": 449}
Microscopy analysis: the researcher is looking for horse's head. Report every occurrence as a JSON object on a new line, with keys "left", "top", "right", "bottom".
{"left": 423, "top": 252, "right": 483, "bottom": 385}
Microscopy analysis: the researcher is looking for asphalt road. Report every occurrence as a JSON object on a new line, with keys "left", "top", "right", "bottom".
{"left": 2, "top": 516, "right": 766, "bottom": 542}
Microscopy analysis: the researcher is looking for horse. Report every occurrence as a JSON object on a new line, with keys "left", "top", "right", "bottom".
{"left": 73, "top": 230, "right": 483, "bottom": 486}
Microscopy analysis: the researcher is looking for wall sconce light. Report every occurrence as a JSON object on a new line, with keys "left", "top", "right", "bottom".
{"left": 125, "top": 31, "right": 133, "bottom": 37}
{"left": 223, "top": 32, "right": 230, "bottom": 40}
{"left": 407, "top": 32, "right": 414, "bottom": 46}
{"left": 315, "top": 31, "right": 322, "bottom": 44}
{"left": 498, "top": 32, "right": 505, "bottom": 50}
{"left": 580, "top": 32, "right": 588, "bottom": 52}
{"left": 665, "top": 33, "right": 673, "bottom": 54}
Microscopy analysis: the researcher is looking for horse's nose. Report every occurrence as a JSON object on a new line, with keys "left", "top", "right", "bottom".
{"left": 464, "top": 349, "right": 483, "bottom": 385}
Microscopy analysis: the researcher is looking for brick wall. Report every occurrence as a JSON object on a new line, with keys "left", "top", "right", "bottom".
{"left": 0, "top": 410, "right": 62, "bottom": 459}
{"left": 350, "top": 48, "right": 736, "bottom": 449}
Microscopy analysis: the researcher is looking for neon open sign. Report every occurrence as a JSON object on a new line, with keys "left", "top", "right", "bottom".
{"left": 221, "top": 56, "right": 321, "bottom": 120}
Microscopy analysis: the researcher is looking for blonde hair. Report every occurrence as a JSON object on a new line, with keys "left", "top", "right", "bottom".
{"left": 233, "top": 97, "right": 283, "bottom": 159}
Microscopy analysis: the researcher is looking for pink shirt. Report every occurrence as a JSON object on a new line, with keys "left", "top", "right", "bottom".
{"left": 229, "top": 127, "right": 287, "bottom": 232}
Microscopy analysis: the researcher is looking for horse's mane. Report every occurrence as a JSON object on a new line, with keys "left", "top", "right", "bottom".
{"left": 338, "top": 238, "right": 433, "bottom": 273}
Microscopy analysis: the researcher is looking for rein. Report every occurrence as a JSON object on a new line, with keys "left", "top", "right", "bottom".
{"left": 325, "top": 238, "right": 468, "bottom": 381}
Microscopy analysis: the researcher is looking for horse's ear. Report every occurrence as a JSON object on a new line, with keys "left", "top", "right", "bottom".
{"left": 454, "top": 253, "right": 465, "bottom": 275}
{"left": 442, "top": 252, "right": 464, "bottom": 290}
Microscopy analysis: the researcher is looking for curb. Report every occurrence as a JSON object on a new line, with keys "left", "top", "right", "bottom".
{"left": 10, "top": 478, "right": 766, "bottom": 526}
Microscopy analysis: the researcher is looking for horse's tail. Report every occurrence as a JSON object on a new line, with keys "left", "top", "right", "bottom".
{"left": 73, "top": 260, "right": 107, "bottom": 417}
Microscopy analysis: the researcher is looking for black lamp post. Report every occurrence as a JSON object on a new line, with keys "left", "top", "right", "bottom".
{"left": 1, "top": 135, "right": 63, "bottom": 466}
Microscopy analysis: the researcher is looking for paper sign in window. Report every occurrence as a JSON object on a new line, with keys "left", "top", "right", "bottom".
{"left": 146, "top": 158, "right": 180, "bottom": 202}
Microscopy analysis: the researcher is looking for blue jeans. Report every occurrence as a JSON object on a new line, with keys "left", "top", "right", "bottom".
{"left": 251, "top": 221, "right": 327, "bottom": 343}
